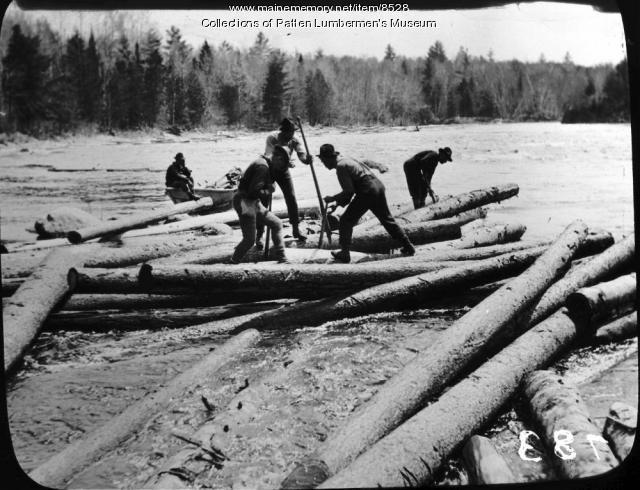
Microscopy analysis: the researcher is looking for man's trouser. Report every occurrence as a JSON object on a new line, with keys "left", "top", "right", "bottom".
{"left": 232, "top": 193, "right": 285, "bottom": 262}
{"left": 403, "top": 163, "right": 428, "bottom": 209}
{"left": 168, "top": 180, "right": 196, "bottom": 199}
{"left": 257, "top": 168, "right": 300, "bottom": 239}
{"left": 339, "top": 177, "right": 410, "bottom": 250}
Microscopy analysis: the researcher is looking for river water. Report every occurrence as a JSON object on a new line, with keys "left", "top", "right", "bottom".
{"left": 1, "top": 122, "right": 637, "bottom": 488}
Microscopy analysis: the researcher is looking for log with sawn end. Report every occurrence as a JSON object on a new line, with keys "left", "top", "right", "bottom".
{"left": 461, "top": 435, "right": 517, "bottom": 485}
{"left": 67, "top": 197, "right": 215, "bottom": 244}
{"left": 593, "top": 312, "right": 637, "bottom": 344}
{"left": 282, "top": 220, "right": 588, "bottom": 486}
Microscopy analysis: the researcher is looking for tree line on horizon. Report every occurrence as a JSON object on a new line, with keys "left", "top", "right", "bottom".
{"left": 0, "top": 16, "right": 630, "bottom": 137}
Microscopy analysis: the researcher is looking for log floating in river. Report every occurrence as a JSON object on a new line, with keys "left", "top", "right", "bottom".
{"left": 523, "top": 370, "right": 618, "bottom": 478}
{"left": 28, "top": 329, "right": 260, "bottom": 489}
{"left": 67, "top": 197, "right": 214, "bottom": 244}
{"left": 284, "top": 220, "right": 588, "bottom": 485}
{"left": 3, "top": 248, "right": 87, "bottom": 372}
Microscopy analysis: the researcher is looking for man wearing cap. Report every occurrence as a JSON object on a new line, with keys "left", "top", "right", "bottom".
{"left": 318, "top": 144, "right": 415, "bottom": 263}
{"left": 403, "top": 147, "right": 453, "bottom": 209}
{"left": 230, "top": 147, "right": 289, "bottom": 264}
{"left": 165, "top": 152, "right": 197, "bottom": 200}
{"left": 260, "top": 117, "right": 313, "bottom": 244}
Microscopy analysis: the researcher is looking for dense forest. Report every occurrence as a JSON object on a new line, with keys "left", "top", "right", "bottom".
{"left": 0, "top": 12, "right": 630, "bottom": 137}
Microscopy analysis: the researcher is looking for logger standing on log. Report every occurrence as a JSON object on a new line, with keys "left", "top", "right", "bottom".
{"left": 257, "top": 117, "right": 313, "bottom": 246}
{"left": 165, "top": 152, "right": 197, "bottom": 200}
{"left": 403, "top": 147, "right": 453, "bottom": 209}
{"left": 230, "top": 147, "right": 289, "bottom": 264}
{"left": 318, "top": 143, "right": 415, "bottom": 263}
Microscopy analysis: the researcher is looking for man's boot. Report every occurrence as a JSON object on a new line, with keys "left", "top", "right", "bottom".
{"left": 292, "top": 224, "right": 307, "bottom": 242}
{"left": 400, "top": 237, "right": 416, "bottom": 256}
{"left": 331, "top": 249, "right": 351, "bottom": 263}
{"left": 275, "top": 250, "right": 289, "bottom": 264}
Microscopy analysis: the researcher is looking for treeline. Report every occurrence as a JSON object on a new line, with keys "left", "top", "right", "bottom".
{"left": 0, "top": 17, "right": 630, "bottom": 136}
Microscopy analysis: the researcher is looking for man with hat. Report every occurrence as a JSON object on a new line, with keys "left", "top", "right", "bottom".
{"left": 259, "top": 117, "right": 313, "bottom": 245}
{"left": 403, "top": 147, "right": 453, "bottom": 209}
{"left": 317, "top": 143, "right": 415, "bottom": 263}
{"left": 230, "top": 147, "right": 290, "bottom": 264}
{"left": 165, "top": 152, "right": 197, "bottom": 200}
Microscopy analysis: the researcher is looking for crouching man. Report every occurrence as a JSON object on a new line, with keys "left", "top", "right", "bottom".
{"left": 317, "top": 143, "right": 415, "bottom": 263}
{"left": 230, "top": 147, "right": 290, "bottom": 264}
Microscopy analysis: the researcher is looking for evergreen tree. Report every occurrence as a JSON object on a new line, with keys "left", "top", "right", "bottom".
{"left": 185, "top": 64, "right": 206, "bottom": 127}
{"left": 61, "top": 31, "right": 86, "bottom": 120}
{"left": 305, "top": 69, "right": 332, "bottom": 125}
{"left": 164, "top": 26, "right": 191, "bottom": 127}
{"left": 141, "top": 29, "right": 164, "bottom": 126}
{"left": 84, "top": 33, "right": 102, "bottom": 122}
{"left": 261, "top": 50, "right": 289, "bottom": 125}
{"left": 217, "top": 83, "right": 242, "bottom": 126}
{"left": 384, "top": 44, "right": 396, "bottom": 61}
{"left": 2, "top": 25, "right": 50, "bottom": 133}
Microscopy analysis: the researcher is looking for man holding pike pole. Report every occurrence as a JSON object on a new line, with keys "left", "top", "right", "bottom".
{"left": 318, "top": 143, "right": 416, "bottom": 263}
{"left": 256, "top": 117, "right": 313, "bottom": 248}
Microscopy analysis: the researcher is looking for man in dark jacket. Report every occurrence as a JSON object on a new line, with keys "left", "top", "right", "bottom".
{"left": 166, "top": 152, "right": 197, "bottom": 200}
{"left": 262, "top": 117, "right": 313, "bottom": 242}
{"left": 318, "top": 143, "right": 415, "bottom": 263}
{"left": 230, "top": 147, "right": 290, "bottom": 264}
{"left": 403, "top": 147, "right": 453, "bottom": 209}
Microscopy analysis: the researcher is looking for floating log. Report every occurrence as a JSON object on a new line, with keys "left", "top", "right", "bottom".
{"left": 283, "top": 221, "right": 588, "bottom": 485}
{"left": 594, "top": 312, "right": 637, "bottom": 344}
{"left": 28, "top": 329, "right": 260, "bottom": 489}
{"left": 352, "top": 202, "right": 414, "bottom": 231}
{"left": 292, "top": 208, "right": 485, "bottom": 252}
{"left": 316, "top": 310, "right": 583, "bottom": 488}
{"left": 462, "top": 435, "right": 516, "bottom": 485}
{"left": 3, "top": 248, "right": 87, "bottom": 372}
{"left": 527, "top": 234, "right": 635, "bottom": 326}
{"left": 50, "top": 293, "right": 252, "bottom": 311}
{"left": 111, "top": 217, "right": 233, "bottom": 240}
{"left": 195, "top": 198, "right": 320, "bottom": 226}
{"left": 603, "top": 402, "right": 637, "bottom": 461}
{"left": 403, "top": 184, "right": 519, "bottom": 223}
{"left": 565, "top": 273, "right": 636, "bottom": 326}
{"left": 67, "top": 197, "right": 214, "bottom": 244}
{"left": 44, "top": 301, "right": 293, "bottom": 331}
{"left": 5, "top": 237, "right": 74, "bottom": 253}
{"left": 164, "top": 246, "right": 387, "bottom": 266}
{"left": 244, "top": 247, "right": 547, "bottom": 331}
{"left": 523, "top": 370, "right": 618, "bottom": 478}
{"left": 133, "top": 259, "right": 472, "bottom": 299}
{"left": 68, "top": 267, "right": 143, "bottom": 294}
{"left": 456, "top": 223, "right": 526, "bottom": 248}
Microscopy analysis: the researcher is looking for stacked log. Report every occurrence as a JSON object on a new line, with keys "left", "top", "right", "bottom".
{"left": 593, "top": 312, "right": 637, "bottom": 344}
{"left": 462, "top": 435, "right": 516, "bottom": 484}
{"left": 603, "top": 402, "right": 636, "bottom": 461}
{"left": 282, "top": 221, "right": 588, "bottom": 486}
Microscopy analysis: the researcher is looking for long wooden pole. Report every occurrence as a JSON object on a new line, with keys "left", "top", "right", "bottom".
{"left": 67, "top": 197, "right": 214, "bottom": 243}
{"left": 29, "top": 329, "right": 260, "bottom": 489}
{"left": 295, "top": 116, "right": 331, "bottom": 245}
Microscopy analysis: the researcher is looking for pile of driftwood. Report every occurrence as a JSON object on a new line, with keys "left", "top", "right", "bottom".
{"left": 2, "top": 183, "right": 637, "bottom": 488}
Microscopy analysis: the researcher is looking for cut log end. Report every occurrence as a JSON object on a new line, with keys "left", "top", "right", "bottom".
{"left": 67, "top": 231, "right": 82, "bottom": 244}
{"left": 281, "top": 459, "right": 331, "bottom": 489}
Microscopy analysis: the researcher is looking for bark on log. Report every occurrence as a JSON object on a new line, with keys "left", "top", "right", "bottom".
{"left": 68, "top": 267, "right": 144, "bottom": 294}
{"left": 112, "top": 217, "right": 232, "bottom": 240}
{"left": 565, "top": 273, "right": 636, "bottom": 327}
{"left": 3, "top": 248, "right": 87, "bottom": 372}
{"left": 316, "top": 311, "right": 581, "bottom": 488}
{"left": 398, "top": 184, "right": 519, "bottom": 224}
{"left": 594, "top": 312, "right": 637, "bottom": 344}
{"left": 293, "top": 208, "right": 485, "bottom": 252}
{"left": 50, "top": 293, "right": 257, "bottom": 311}
{"left": 134, "top": 259, "right": 470, "bottom": 299}
{"left": 44, "top": 301, "right": 293, "bottom": 331}
{"left": 462, "top": 435, "right": 517, "bottom": 484}
{"left": 283, "top": 220, "right": 588, "bottom": 485}
{"left": 523, "top": 370, "right": 618, "bottom": 478}
{"left": 603, "top": 402, "right": 636, "bottom": 461}
{"left": 28, "top": 329, "right": 260, "bottom": 489}
{"left": 455, "top": 223, "right": 527, "bottom": 248}
{"left": 527, "top": 234, "right": 635, "bottom": 326}
{"left": 67, "top": 197, "right": 215, "bottom": 244}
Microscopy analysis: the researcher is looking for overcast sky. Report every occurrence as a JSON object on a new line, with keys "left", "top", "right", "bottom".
{"left": 3, "top": 1, "right": 627, "bottom": 65}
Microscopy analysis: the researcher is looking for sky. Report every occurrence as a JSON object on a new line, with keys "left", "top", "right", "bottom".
{"left": 2, "top": 1, "right": 628, "bottom": 66}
